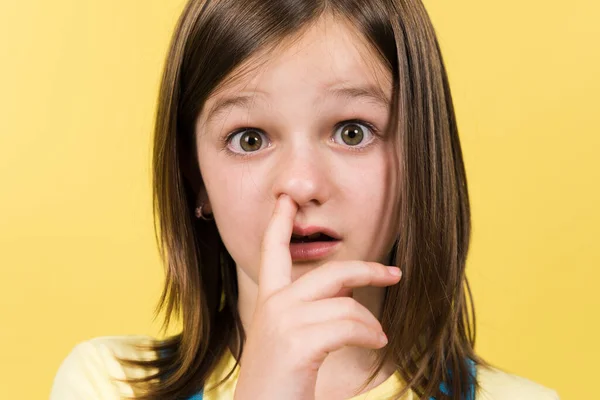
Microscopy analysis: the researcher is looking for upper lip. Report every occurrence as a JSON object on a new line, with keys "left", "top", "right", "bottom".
{"left": 291, "top": 225, "right": 341, "bottom": 240}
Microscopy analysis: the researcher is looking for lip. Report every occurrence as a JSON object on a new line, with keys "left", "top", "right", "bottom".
{"left": 289, "top": 240, "right": 341, "bottom": 262}
{"left": 291, "top": 225, "right": 341, "bottom": 240}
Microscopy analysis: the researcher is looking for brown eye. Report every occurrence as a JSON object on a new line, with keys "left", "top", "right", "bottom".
{"left": 228, "top": 129, "right": 268, "bottom": 154}
{"left": 240, "top": 131, "right": 263, "bottom": 151}
{"left": 341, "top": 123, "right": 364, "bottom": 145}
{"left": 333, "top": 121, "right": 375, "bottom": 148}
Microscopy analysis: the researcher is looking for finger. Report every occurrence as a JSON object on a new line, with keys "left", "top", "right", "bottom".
{"left": 289, "top": 261, "right": 401, "bottom": 302}
{"left": 296, "top": 320, "right": 387, "bottom": 365}
{"left": 290, "top": 297, "right": 383, "bottom": 332}
{"left": 257, "top": 194, "right": 298, "bottom": 301}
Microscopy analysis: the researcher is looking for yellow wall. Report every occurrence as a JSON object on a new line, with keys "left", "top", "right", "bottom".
{"left": 1, "top": 0, "right": 597, "bottom": 398}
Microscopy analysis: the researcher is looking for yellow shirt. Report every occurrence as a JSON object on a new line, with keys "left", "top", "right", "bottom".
{"left": 50, "top": 336, "right": 559, "bottom": 399}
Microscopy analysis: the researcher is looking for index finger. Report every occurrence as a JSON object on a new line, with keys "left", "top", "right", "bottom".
{"left": 257, "top": 194, "right": 298, "bottom": 301}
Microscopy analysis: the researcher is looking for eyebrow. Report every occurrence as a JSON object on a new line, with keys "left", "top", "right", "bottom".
{"left": 205, "top": 94, "right": 261, "bottom": 126}
{"left": 204, "top": 84, "right": 391, "bottom": 125}
{"left": 327, "top": 84, "right": 391, "bottom": 110}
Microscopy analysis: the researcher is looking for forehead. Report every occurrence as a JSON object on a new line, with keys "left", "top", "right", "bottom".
{"left": 201, "top": 15, "right": 392, "bottom": 115}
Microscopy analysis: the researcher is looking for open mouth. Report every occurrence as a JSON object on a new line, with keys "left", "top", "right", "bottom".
{"left": 289, "top": 228, "right": 341, "bottom": 261}
{"left": 290, "top": 232, "right": 337, "bottom": 243}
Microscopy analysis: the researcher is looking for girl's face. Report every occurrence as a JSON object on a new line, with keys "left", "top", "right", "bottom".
{"left": 196, "top": 15, "right": 399, "bottom": 284}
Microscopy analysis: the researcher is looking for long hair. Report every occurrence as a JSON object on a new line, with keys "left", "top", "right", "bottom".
{"left": 119, "top": 0, "right": 487, "bottom": 398}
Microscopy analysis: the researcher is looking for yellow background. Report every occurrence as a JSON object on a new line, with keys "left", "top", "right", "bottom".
{"left": 1, "top": 0, "right": 597, "bottom": 398}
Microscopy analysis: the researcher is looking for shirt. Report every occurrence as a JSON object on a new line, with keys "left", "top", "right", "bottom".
{"left": 50, "top": 335, "right": 560, "bottom": 399}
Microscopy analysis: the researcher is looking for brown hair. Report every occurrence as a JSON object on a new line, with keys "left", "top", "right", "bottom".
{"left": 119, "top": 0, "right": 488, "bottom": 398}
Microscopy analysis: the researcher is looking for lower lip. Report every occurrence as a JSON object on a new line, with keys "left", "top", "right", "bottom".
{"left": 289, "top": 240, "right": 341, "bottom": 261}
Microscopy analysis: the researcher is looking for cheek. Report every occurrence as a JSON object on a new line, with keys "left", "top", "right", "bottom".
{"left": 338, "top": 151, "right": 398, "bottom": 260}
{"left": 340, "top": 149, "right": 392, "bottom": 211}
{"left": 201, "top": 160, "right": 267, "bottom": 275}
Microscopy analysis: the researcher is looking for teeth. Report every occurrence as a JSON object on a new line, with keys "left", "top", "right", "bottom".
{"left": 307, "top": 232, "right": 321, "bottom": 240}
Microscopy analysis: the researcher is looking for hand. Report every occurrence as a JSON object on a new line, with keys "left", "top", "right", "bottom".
{"left": 233, "top": 194, "right": 402, "bottom": 400}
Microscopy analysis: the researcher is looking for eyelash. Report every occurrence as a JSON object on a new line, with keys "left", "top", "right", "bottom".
{"left": 220, "top": 119, "right": 381, "bottom": 158}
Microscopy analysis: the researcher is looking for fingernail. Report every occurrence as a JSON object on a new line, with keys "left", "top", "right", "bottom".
{"left": 380, "top": 332, "right": 388, "bottom": 345}
{"left": 387, "top": 266, "right": 402, "bottom": 277}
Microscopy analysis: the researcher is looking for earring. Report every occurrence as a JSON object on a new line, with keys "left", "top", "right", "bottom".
{"left": 195, "top": 204, "right": 214, "bottom": 221}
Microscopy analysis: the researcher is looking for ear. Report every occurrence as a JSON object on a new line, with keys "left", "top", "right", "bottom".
{"left": 181, "top": 151, "right": 211, "bottom": 212}
{"left": 196, "top": 184, "right": 212, "bottom": 214}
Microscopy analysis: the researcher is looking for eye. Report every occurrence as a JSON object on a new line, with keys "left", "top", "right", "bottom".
{"left": 332, "top": 120, "right": 376, "bottom": 147}
{"left": 227, "top": 129, "right": 269, "bottom": 154}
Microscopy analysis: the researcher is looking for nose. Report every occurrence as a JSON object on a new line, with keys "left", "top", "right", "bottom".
{"left": 271, "top": 142, "right": 332, "bottom": 208}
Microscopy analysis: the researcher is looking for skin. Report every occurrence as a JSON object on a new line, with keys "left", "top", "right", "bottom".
{"left": 195, "top": 14, "right": 401, "bottom": 399}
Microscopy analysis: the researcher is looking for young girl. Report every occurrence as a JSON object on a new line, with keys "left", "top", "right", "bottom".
{"left": 51, "top": 0, "right": 559, "bottom": 399}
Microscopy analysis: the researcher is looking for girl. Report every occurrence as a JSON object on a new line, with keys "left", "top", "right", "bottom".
{"left": 51, "top": 0, "right": 559, "bottom": 399}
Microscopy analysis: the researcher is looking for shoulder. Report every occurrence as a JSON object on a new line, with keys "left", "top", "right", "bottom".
{"left": 50, "top": 335, "right": 158, "bottom": 400}
{"left": 475, "top": 365, "right": 559, "bottom": 400}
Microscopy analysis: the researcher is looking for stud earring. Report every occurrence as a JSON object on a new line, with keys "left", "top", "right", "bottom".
{"left": 195, "top": 204, "right": 214, "bottom": 221}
